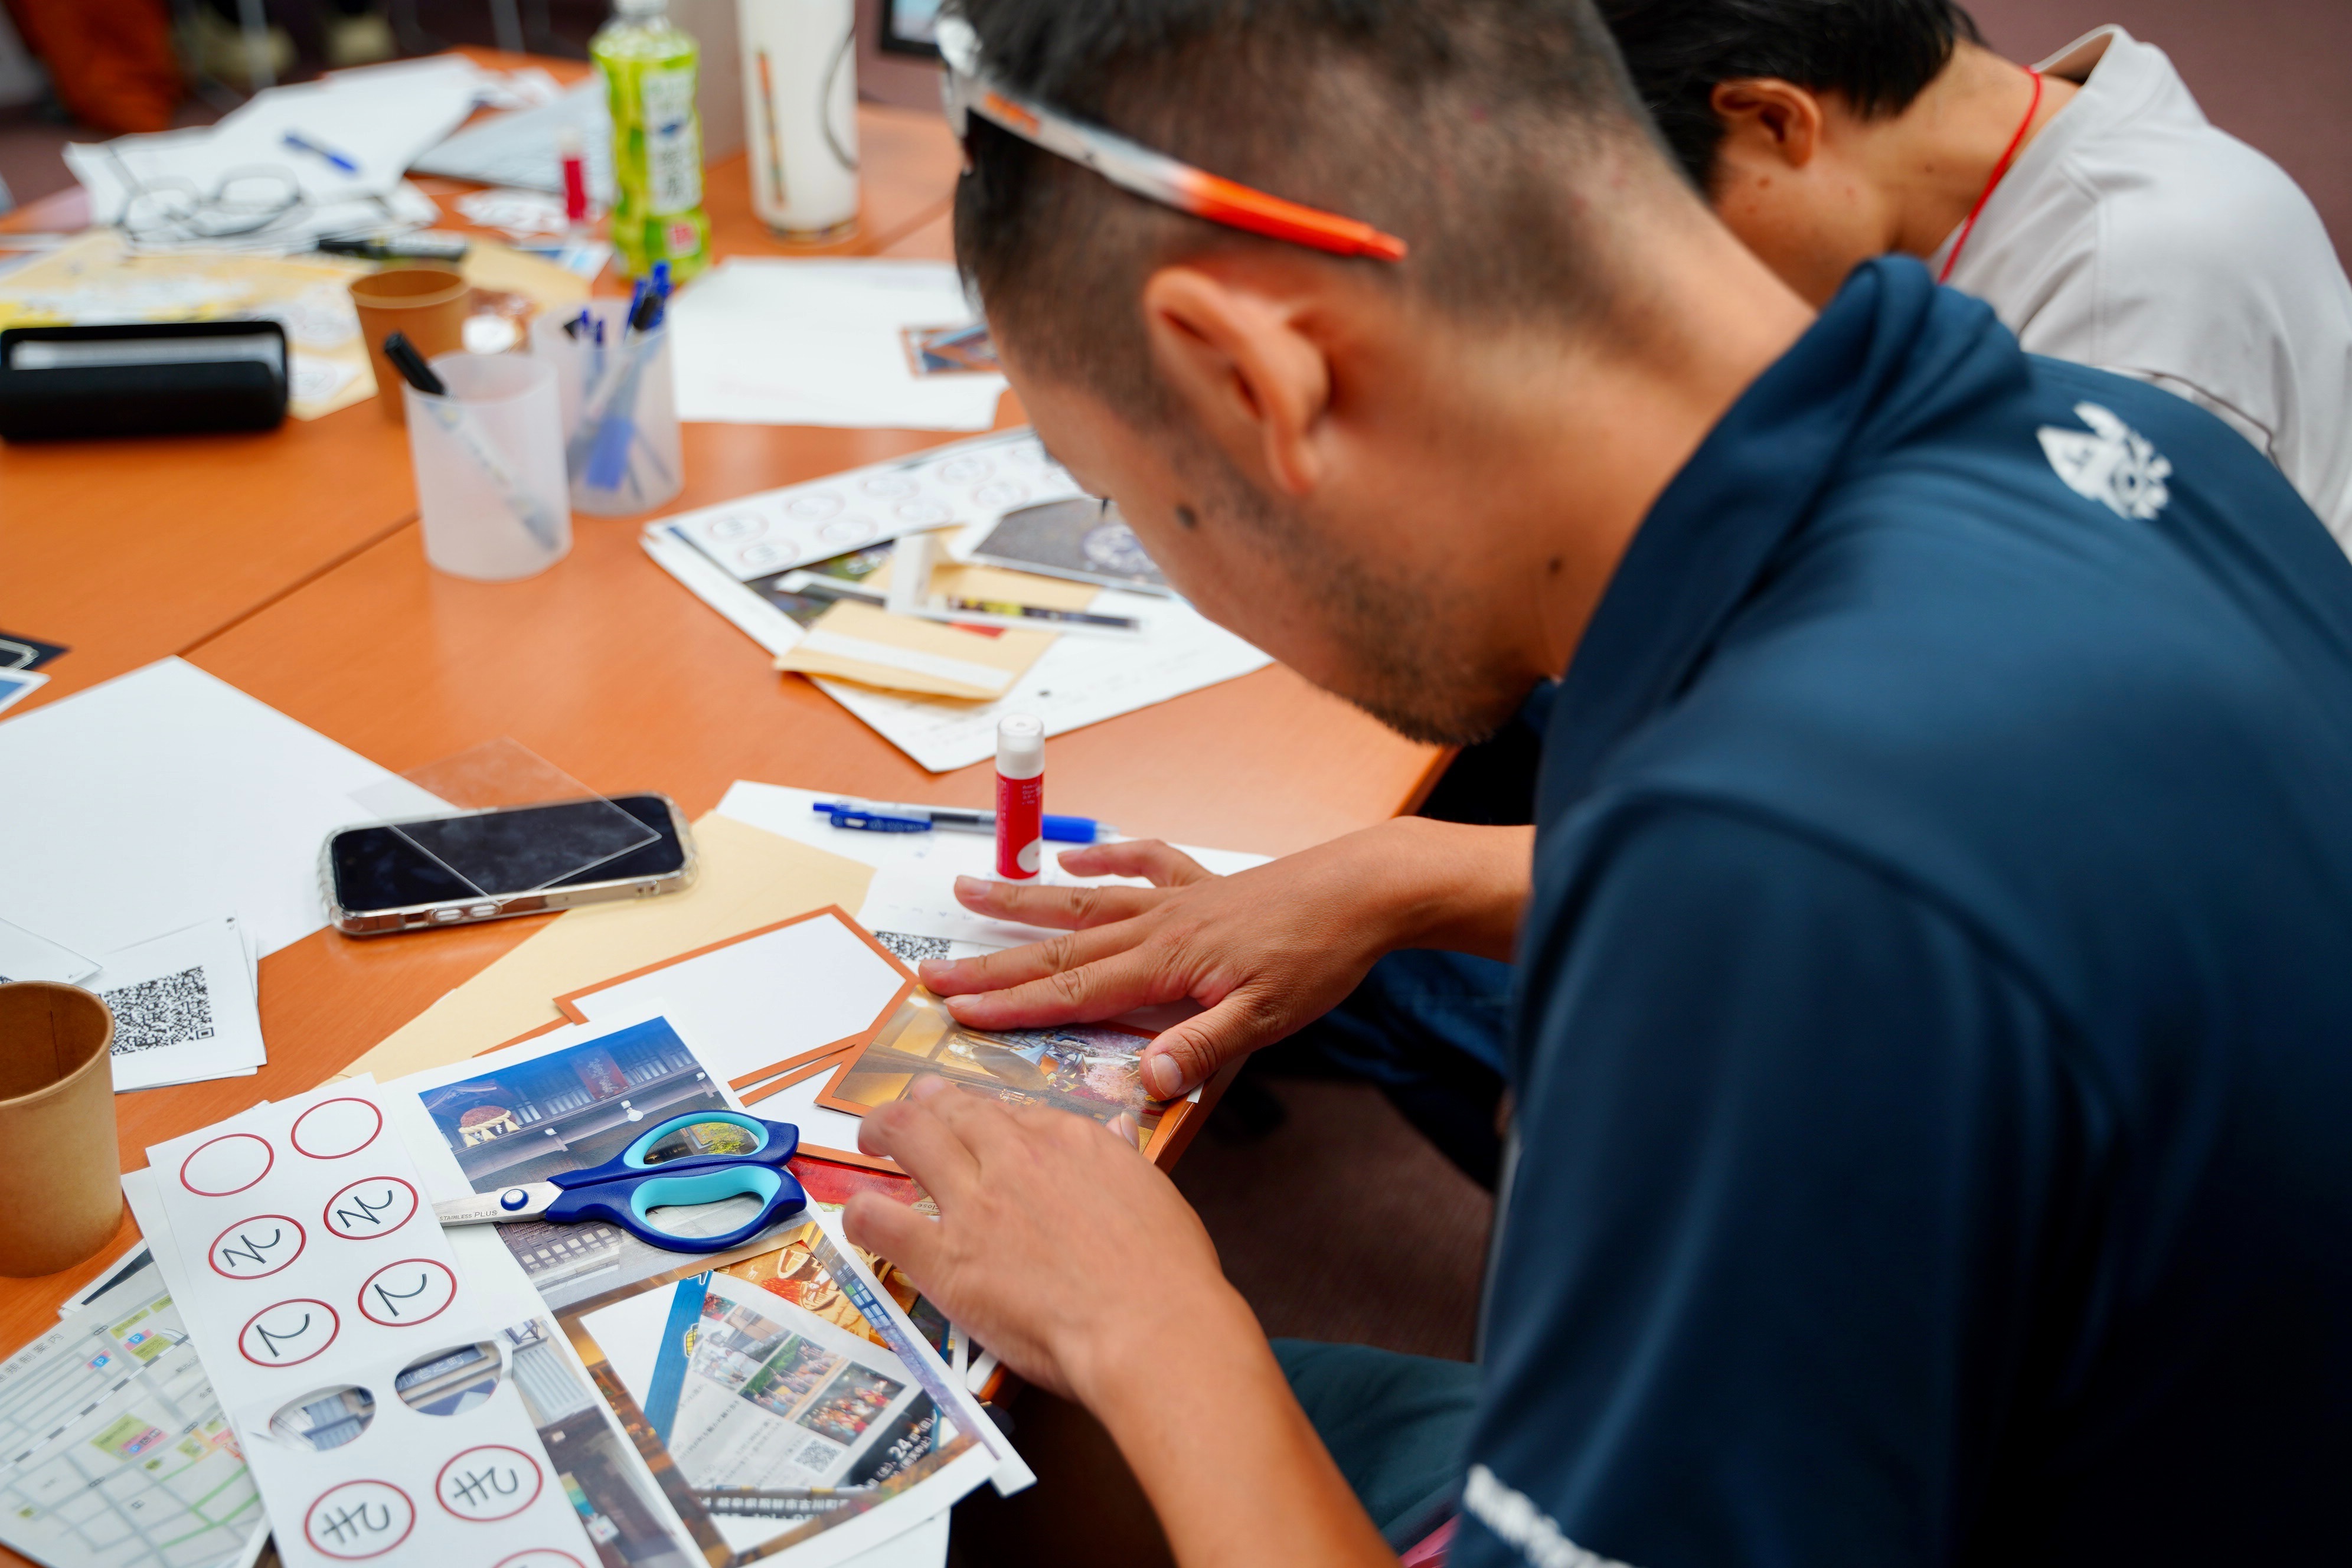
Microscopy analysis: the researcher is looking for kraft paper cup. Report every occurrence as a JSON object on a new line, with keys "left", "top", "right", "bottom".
{"left": 0, "top": 982, "right": 123, "bottom": 1278}
{"left": 350, "top": 265, "right": 471, "bottom": 426}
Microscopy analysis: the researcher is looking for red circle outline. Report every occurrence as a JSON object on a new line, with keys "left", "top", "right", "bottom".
{"left": 292, "top": 1097, "right": 383, "bottom": 1160}
{"left": 320, "top": 1175, "right": 419, "bottom": 1241}
{"left": 238, "top": 1298, "right": 340, "bottom": 1368}
{"left": 355, "top": 1258, "right": 456, "bottom": 1328}
{"left": 302, "top": 1479, "right": 416, "bottom": 1560}
{"left": 493, "top": 1554, "right": 584, "bottom": 1568}
{"left": 434, "top": 1443, "right": 544, "bottom": 1522}
{"left": 206, "top": 1214, "right": 306, "bottom": 1281}
{"left": 178, "top": 1133, "right": 274, "bottom": 1197}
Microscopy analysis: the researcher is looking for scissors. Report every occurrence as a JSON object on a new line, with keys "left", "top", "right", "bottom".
{"left": 433, "top": 1110, "right": 807, "bottom": 1254}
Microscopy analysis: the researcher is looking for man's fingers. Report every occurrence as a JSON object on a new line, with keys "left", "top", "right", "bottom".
{"left": 857, "top": 1088, "right": 982, "bottom": 1202}
{"left": 841, "top": 1190, "right": 938, "bottom": 1277}
{"left": 1140, "top": 988, "right": 1292, "bottom": 1099}
{"left": 948, "top": 874, "right": 1164, "bottom": 930}
{"left": 1054, "top": 839, "right": 1214, "bottom": 887}
{"left": 939, "top": 946, "right": 1177, "bottom": 1030}
{"left": 919, "top": 918, "right": 1146, "bottom": 998}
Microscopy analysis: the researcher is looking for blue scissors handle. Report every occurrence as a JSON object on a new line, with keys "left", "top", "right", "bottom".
{"left": 544, "top": 1111, "right": 807, "bottom": 1253}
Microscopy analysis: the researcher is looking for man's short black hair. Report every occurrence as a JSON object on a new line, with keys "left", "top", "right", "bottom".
{"left": 1594, "top": 0, "right": 1983, "bottom": 191}
{"left": 952, "top": 0, "right": 1670, "bottom": 419}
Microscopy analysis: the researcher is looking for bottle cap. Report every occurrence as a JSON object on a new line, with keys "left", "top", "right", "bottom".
{"left": 614, "top": 0, "right": 667, "bottom": 16}
{"left": 996, "top": 714, "right": 1044, "bottom": 779}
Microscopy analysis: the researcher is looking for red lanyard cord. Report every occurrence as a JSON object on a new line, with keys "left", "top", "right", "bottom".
{"left": 1938, "top": 67, "right": 2044, "bottom": 284}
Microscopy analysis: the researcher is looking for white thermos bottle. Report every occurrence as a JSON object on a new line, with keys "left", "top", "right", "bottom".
{"left": 737, "top": 0, "right": 861, "bottom": 238}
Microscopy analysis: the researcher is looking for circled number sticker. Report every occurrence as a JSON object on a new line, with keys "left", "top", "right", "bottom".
{"left": 179, "top": 1133, "right": 273, "bottom": 1197}
{"left": 304, "top": 1480, "right": 414, "bottom": 1560}
{"left": 322, "top": 1176, "right": 417, "bottom": 1240}
{"left": 436, "top": 1444, "right": 544, "bottom": 1521}
{"left": 291, "top": 1097, "right": 382, "bottom": 1159}
{"left": 239, "top": 1299, "right": 339, "bottom": 1367}
{"left": 208, "top": 1215, "right": 306, "bottom": 1280}
{"left": 357, "top": 1259, "right": 457, "bottom": 1327}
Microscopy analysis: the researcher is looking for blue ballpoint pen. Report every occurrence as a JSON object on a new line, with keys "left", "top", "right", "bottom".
{"left": 814, "top": 799, "right": 1117, "bottom": 842}
{"left": 282, "top": 132, "right": 360, "bottom": 175}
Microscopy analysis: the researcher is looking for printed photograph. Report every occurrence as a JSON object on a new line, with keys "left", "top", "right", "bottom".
{"left": 419, "top": 1017, "right": 772, "bottom": 1310}
{"left": 819, "top": 988, "right": 1171, "bottom": 1135}
{"left": 794, "top": 1364, "right": 906, "bottom": 1447}
{"left": 741, "top": 1337, "right": 844, "bottom": 1418}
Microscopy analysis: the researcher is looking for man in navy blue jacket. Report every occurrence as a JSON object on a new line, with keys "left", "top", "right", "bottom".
{"left": 840, "top": 1, "right": 2352, "bottom": 1563}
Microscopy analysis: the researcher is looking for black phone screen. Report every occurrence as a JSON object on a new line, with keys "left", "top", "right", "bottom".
{"left": 329, "top": 794, "right": 686, "bottom": 912}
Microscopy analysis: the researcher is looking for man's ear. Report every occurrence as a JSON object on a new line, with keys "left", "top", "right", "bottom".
{"left": 1709, "top": 77, "right": 1825, "bottom": 169}
{"left": 1139, "top": 265, "right": 1333, "bottom": 497}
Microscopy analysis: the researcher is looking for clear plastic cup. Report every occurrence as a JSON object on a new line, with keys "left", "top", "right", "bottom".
{"left": 402, "top": 352, "right": 573, "bottom": 581}
{"left": 528, "top": 299, "right": 684, "bottom": 516}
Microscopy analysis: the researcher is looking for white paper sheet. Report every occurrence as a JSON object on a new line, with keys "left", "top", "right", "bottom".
{"left": 0, "top": 658, "right": 443, "bottom": 961}
{"left": 0, "top": 915, "right": 96, "bottom": 985}
{"left": 141, "top": 1082, "right": 599, "bottom": 1568}
{"left": 668, "top": 260, "right": 1008, "bottom": 430}
{"left": 90, "top": 915, "right": 267, "bottom": 1092}
{"left": 561, "top": 906, "right": 913, "bottom": 1086}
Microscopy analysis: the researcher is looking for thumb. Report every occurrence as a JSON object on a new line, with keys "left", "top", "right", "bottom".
{"left": 1139, "top": 986, "right": 1288, "bottom": 1099}
{"left": 842, "top": 1190, "right": 939, "bottom": 1278}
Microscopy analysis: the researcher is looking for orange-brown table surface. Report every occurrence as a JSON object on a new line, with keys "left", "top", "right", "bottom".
{"left": 0, "top": 56, "right": 1439, "bottom": 1412}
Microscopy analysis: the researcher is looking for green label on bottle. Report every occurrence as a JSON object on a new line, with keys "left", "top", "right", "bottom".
{"left": 641, "top": 67, "right": 702, "bottom": 215}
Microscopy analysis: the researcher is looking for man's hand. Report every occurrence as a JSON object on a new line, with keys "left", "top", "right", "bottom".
{"left": 843, "top": 1080, "right": 1395, "bottom": 1568}
{"left": 917, "top": 818, "right": 1536, "bottom": 1098}
{"left": 844, "top": 1077, "right": 1237, "bottom": 1404}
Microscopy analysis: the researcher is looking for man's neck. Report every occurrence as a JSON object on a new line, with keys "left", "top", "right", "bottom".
{"left": 1867, "top": 41, "right": 2079, "bottom": 260}
{"left": 1478, "top": 214, "right": 1817, "bottom": 684}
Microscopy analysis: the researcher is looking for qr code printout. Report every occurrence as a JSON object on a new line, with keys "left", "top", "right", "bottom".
{"left": 874, "top": 931, "right": 951, "bottom": 965}
{"left": 103, "top": 964, "right": 216, "bottom": 1053}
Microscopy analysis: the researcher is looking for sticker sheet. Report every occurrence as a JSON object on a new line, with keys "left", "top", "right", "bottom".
{"left": 656, "top": 430, "right": 1083, "bottom": 583}
{"left": 143, "top": 1082, "right": 597, "bottom": 1568}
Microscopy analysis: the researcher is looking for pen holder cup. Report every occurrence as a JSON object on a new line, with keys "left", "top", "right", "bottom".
{"left": 403, "top": 352, "right": 573, "bottom": 582}
{"left": 0, "top": 983, "right": 123, "bottom": 1278}
{"left": 529, "top": 300, "right": 684, "bottom": 516}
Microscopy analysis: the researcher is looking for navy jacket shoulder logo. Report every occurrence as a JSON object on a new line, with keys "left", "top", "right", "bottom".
{"left": 2037, "top": 401, "right": 2173, "bottom": 519}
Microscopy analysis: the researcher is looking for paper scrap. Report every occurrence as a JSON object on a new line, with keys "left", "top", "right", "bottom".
{"left": 777, "top": 599, "right": 1055, "bottom": 700}
{"left": 814, "top": 588, "right": 1272, "bottom": 772}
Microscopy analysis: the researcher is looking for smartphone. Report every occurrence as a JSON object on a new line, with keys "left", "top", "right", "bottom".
{"left": 321, "top": 792, "right": 697, "bottom": 936}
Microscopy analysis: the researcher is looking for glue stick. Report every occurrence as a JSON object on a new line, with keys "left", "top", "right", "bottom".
{"left": 995, "top": 714, "right": 1045, "bottom": 880}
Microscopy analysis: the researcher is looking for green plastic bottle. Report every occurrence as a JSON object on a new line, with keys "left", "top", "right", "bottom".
{"left": 593, "top": 0, "right": 714, "bottom": 282}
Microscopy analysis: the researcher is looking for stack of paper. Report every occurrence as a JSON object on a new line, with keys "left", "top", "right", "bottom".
{"left": 641, "top": 432, "right": 1273, "bottom": 770}
{"left": 667, "top": 260, "right": 1010, "bottom": 430}
{"left": 66, "top": 56, "right": 485, "bottom": 253}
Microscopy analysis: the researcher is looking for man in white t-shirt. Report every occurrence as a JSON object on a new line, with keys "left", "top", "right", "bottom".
{"left": 1597, "top": 1, "right": 2352, "bottom": 553}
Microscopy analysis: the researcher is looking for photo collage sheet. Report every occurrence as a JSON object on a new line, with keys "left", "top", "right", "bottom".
{"left": 370, "top": 925, "right": 1033, "bottom": 1566}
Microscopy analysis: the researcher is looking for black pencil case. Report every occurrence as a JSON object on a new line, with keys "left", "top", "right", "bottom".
{"left": 0, "top": 320, "right": 289, "bottom": 440}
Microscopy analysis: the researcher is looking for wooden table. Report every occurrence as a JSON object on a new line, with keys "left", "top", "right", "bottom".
{"left": 0, "top": 54, "right": 1439, "bottom": 1403}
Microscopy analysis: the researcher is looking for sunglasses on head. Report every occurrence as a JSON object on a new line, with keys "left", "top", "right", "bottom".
{"left": 937, "top": 16, "right": 1409, "bottom": 263}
